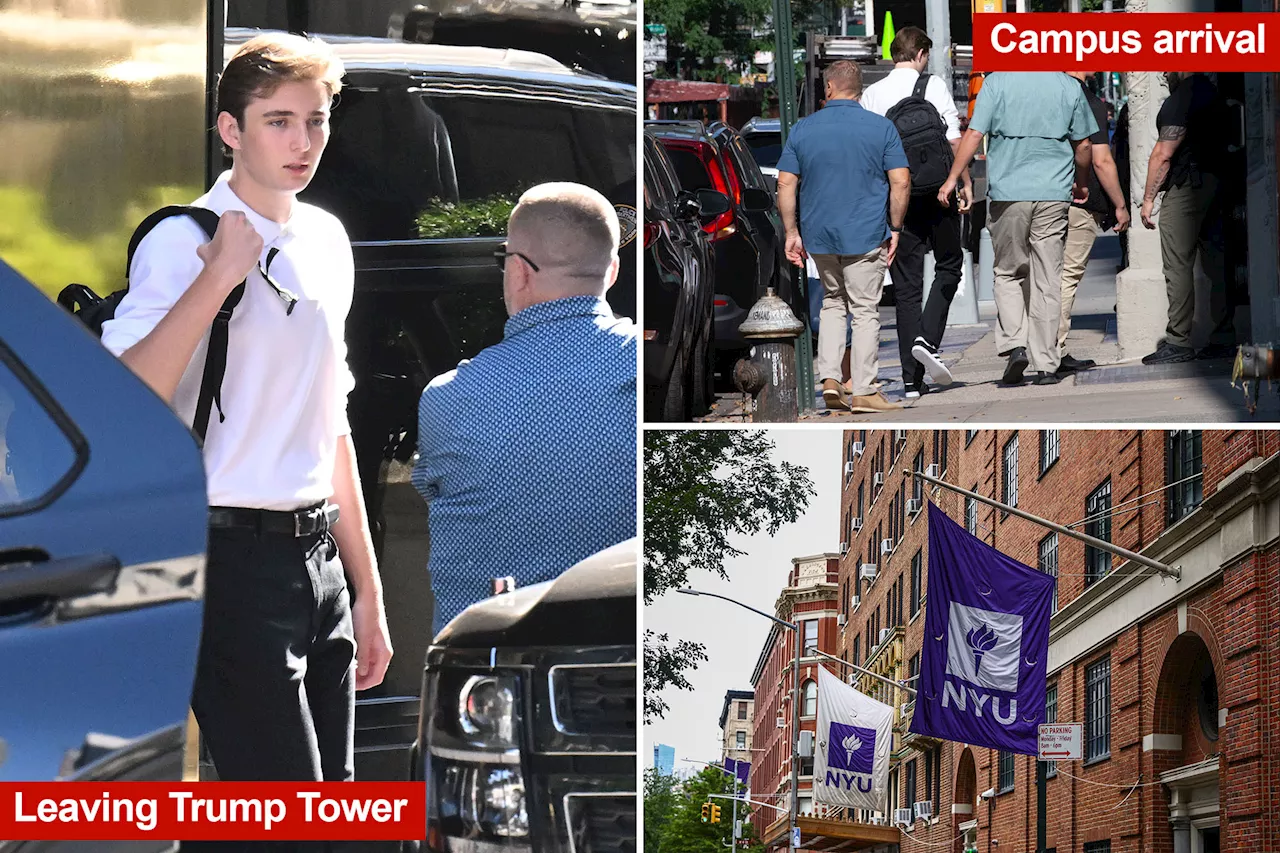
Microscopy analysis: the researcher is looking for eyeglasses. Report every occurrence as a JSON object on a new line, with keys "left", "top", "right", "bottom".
{"left": 493, "top": 242, "right": 540, "bottom": 272}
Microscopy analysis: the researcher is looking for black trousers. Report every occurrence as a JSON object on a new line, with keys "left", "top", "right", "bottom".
{"left": 183, "top": 525, "right": 356, "bottom": 852}
{"left": 891, "top": 194, "right": 963, "bottom": 388}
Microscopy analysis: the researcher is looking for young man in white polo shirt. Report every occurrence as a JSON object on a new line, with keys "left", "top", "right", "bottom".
{"left": 101, "top": 34, "right": 392, "bottom": 785}
{"left": 861, "top": 26, "right": 971, "bottom": 398}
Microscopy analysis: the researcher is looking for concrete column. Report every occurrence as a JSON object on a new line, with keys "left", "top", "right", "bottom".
{"left": 1116, "top": 0, "right": 1214, "bottom": 359}
{"left": 1171, "top": 818, "right": 1192, "bottom": 853}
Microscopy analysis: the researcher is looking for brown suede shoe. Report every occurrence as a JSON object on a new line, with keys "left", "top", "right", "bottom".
{"left": 822, "top": 379, "right": 851, "bottom": 411}
{"left": 847, "top": 391, "right": 903, "bottom": 413}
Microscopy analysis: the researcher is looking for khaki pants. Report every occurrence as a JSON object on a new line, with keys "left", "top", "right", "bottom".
{"left": 1158, "top": 175, "right": 1231, "bottom": 348}
{"left": 1059, "top": 206, "right": 1103, "bottom": 353}
{"left": 813, "top": 249, "right": 887, "bottom": 396}
{"left": 988, "top": 200, "right": 1070, "bottom": 374}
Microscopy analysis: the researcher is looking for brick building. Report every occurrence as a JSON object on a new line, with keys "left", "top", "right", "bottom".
{"left": 754, "top": 429, "right": 1279, "bottom": 853}
{"left": 721, "top": 689, "right": 757, "bottom": 766}
{"left": 748, "top": 554, "right": 846, "bottom": 834}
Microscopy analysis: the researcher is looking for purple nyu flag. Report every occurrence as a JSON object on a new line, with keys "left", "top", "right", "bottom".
{"left": 909, "top": 503, "right": 1054, "bottom": 756}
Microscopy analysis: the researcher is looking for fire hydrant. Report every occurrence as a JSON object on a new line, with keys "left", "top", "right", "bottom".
{"left": 732, "top": 287, "right": 805, "bottom": 422}
{"left": 1232, "top": 345, "right": 1280, "bottom": 413}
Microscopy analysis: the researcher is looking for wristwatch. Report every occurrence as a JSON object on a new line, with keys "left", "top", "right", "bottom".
{"left": 889, "top": 225, "right": 903, "bottom": 233}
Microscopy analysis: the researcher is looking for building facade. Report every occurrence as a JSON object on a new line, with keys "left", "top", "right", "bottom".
{"left": 755, "top": 429, "right": 1279, "bottom": 853}
{"left": 721, "top": 690, "right": 757, "bottom": 767}
{"left": 748, "top": 554, "right": 844, "bottom": 835}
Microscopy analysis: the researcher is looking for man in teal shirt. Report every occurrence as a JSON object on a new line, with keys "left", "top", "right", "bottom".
{"left": 939, "top": 72, "right": 1096, "bottom": 385}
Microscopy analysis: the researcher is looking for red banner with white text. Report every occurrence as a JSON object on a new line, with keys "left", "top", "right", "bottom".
{"left": 0, "top": 783, "right": 425, "bottom": 841}
{"left": 973, "top": 13, "right": 1280, "bottom": 71}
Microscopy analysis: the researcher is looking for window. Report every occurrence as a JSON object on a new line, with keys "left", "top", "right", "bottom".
{"left": 965, "top": 428, "right": 978, "bottom": 446}
{"left": 909, "top": 653, "right": 920, "bottom": 681}
{"left": 1083, "top": 842, "right": 1111, "bottom": 853}
{"left": 1043, "top": 684, "right": 1058, "bottom": 778}
{"left": 738, "top": 702, "right": 748, "bottom": 721}
{"left": 803, "top": 680, "right": 817, "bottom": 716}
{"left": 1040, "top": 429, "right": 1060, "bottom": 474}
{"left": 922, "top": 749, "right": 941, "bottom": 813}
{"left": 905, "top": 759, "right": 917, "bottom": 807}
{"left": 799, "top": 755, "right": 814, "bottom": 776}
{"left": 1085, "top": 656, "right": 1111, "bottom": 762}
{"left": 1085, "top": 481, "right": 1112, "bottom": 586}
{"left": 966, "top": 494, "right": 977, "bottom": 535}
{"left": 803, "top": 620, "right": 818, "bottom": 653}
{"left": 852, "top": 636, "right": 860, "bottom": 667}
{"left": 799, "top": 796, "right": 813, "bottom": 816}
{"left": 1039, "top": 533, "right": 1059, "bottom": 613}
{"left": 896, "top": 575, "right": 904, "bottom": 625}
{"left": 998, "top": 751, "right": 1015, "bottom": 792}
{"left": 913, "top": 450, "right": 924, "bottom": 503}
{"left": 0, "top": 358, "right": 82, "bottom": 512}
{"left": 1167, "top": 430, "right": 1203, "bottom": 523}
{"left": 857, "top": 482, "right": 865, "bottom": 520}
{"left": 910, "top": 550, "right": 923, "bottom": 616}
{"left": 889, "top": 768, "right": 898, "bottom": 815}
{"left": 1002, "top": 435, "right": 1019, "bottom": 512}
{"left": 736, "top": 730, "right": 746, "bottom": 748}
{"left": 941, "top": 430, "right": 949, "bottom": 474}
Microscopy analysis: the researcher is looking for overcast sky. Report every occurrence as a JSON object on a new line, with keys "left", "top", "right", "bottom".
{"left": 645, "top": 429, "right": 842, "bottom": 775}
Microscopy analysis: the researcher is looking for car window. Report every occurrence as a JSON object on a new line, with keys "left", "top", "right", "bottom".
{"left": 651, "top": 144, "right": 684, "bottom": 203}
{"left": 643, "top": 139, "right": 670, "bottom": 208}
{"left": 664, "top": 146, "right": 712, "bottom": 192}
{"left": 0, "top": 349, "right": 81, "bottom": 514}
{"left": 304, "top": 86, "right": 636, "bottom": 242}
{"left": 742, "top": 132, "right": 783, "bottom": 169}
{"left": 726, "top": 134, "right": 769, "bottom": 191}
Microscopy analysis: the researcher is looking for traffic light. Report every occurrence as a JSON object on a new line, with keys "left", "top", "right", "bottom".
{"left": 701, "top": 803, "right": 710, "bottom": 823}
{"left": 711, "top": 804, "right": 723, "bottom": 824}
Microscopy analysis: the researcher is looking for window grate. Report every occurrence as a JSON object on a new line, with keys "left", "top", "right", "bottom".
{"left": 998, "top": 751, "right": 1014, "bottom": 792}
{"left": 1085, "top": 481, "right": 1112, "bottom": 586}
{"left": 1042, "top": 684, "right": 1058, "bottom": 778}
{"left": 1002, "top": 436, "right": 1019, "bottom": 513}
{"left": 1166, "top": 430, "right": 1203, "bottom": 523}
{"left": 1039, "top": 533, "right": 1059, "bottom": 613}
{"left": 1085, "top": 656, "right": 1111, "bottom": 762}
{"left": 1040, "top": 429, "right": 1059, "bottom": 474}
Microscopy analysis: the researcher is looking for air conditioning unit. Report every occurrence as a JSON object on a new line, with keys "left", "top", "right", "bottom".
{"left": 852, "top": 517, "right": 863, "bottom": 531}
{"left": 776, "top": 713, "right": 786, "bottom": 728}
{"left": 893, "top": 808, "right": 913, "bottom": 826}
{"left": 844, "top": 461, "right": 856, "bottom": 475}
{"left": 879, "top": 627, "right": 893, "bottom": 644}
{"left": 837, "top": 613, "right": 846, "bottom": 627}
{"left": 851, "top": 594, "right": 861, "bottom": 608}
{"left": 868, "top": 816, "right": 884, "bottom": 826}
{"left": 859, "top": 563, "right": 877, "bottom": 581}
{"left": 907, "top": 498, "right": 922, "bottom": 515}
{"left": 880, "top": 538, "right": 894, "bottom": 555}
{"left": 894, "top": 429, "right": 908, "bottom": 443}
{"left": 925, "top": 463, "right": 940, "bottom": 478}
{"left": 852, "top": 441, "right": 865, "bottom": 457}
{"left": 839, "top": 541, "right": 849, "bottom": 555}
{"left": 873, "top": 472, "right": 885, "bottom": 487}
{"left": 914, "top": 802, "right": 933, "bottom": 821}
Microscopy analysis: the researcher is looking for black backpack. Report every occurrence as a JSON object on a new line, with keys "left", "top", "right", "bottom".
{"left": 57, "top": 206, "right": 246, "bottom": 443}
{"left": 885, "top": 73, "right": 954, "bottom": 197}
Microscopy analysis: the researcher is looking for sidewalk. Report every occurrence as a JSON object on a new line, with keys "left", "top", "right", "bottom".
{"left": 704, "top": 235, "right": 1280, "bottom": 423}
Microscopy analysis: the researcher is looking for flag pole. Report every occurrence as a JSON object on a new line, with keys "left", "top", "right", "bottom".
{"left": 905, "top": 469, "right": 1182, "bottom": 581}
{"left": 805, "top": 646, "right": 917, "bottom": 697}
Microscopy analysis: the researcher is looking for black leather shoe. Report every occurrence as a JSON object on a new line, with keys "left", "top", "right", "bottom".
{"left": 1196, "top": 343, "right": 1235, "bottom": 360}
{"left": 1001, "top": 347, "right": 1029, "bottom": 385}
{"left": 1033, "top": 371, "right": 1061, "bottom": 385}
{"left": 1142, "top": 342, "right": 1196, "bottom": 365}
{"left": 1057, "top": 353, "right": 1097, "bottom": 374}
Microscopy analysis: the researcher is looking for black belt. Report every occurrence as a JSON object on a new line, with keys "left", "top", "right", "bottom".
{"left": 208, "top": 503, "right": 339, "bottom": 537}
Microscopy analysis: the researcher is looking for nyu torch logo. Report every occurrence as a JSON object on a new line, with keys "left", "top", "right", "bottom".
{"left": 943, "top": 602, "right": 1024, "bottom": 725}
{"left": 967, "top": 623, "right": 1000, "bottom": 674}
{"left": 824, "top": 721, "right": 876, "bottom": 793}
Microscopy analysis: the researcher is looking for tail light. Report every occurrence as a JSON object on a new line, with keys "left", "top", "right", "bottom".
{"left": 644, "top": 221, "right": 660, "bottom": 248}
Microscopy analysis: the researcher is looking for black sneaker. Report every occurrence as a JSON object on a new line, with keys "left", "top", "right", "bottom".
{"left": 1001, "top": 347, "right": 1029, "bottom": 385}
{"left": 904, "top": 381, "right": 931, "bottom": 399}
{"left": 1142, "top": 342, "right": 1196, "bottom": 365}
{"left": 1196, "top": 343, "right": 1235, "bottom": 360}
{"left": 912, "top": 336, "right": 954, "bottom": 387}
{"left": 1057, "top": 353, "right": 1097, "bottom": 374}
{"left": 1032, "top": 371, "right": 1061, "bottom": 385}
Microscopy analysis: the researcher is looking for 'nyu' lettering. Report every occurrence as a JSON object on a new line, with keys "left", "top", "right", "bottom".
{"left": 942, "top": 680, "right": 1018, "bottom": 725}
{"left": 824, "top": 771, "right": 874, "bottom": 793}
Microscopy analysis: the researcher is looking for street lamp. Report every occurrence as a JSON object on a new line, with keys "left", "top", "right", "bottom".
{"left": 677, "top": 588, "right": 802, "bottom": 853}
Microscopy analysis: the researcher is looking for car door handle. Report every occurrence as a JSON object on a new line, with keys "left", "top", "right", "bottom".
{"left": 0, "top": 553, "right": 121, "bottom": 605}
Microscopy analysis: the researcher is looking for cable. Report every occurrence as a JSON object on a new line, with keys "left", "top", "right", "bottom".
{"left": 898, "top": 825, "right": 970, "bottom": 848}
{"left": 1065, "top": 472, "right": 1203, "bottom": 529}
{"left": 1052, "top": 767, "right": 1164, "bottom": 788}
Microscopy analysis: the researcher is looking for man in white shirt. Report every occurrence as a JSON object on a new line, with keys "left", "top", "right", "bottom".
{"left": 101, "top": 33, "right": 392, "bottom": 789}
{"left": 861, "top": 27, "right": 971, "bottom": 398}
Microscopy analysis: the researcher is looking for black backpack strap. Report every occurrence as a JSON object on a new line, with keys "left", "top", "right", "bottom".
{"left": 127, "top": 204, "right": 245, "bottom": 445}
{"left": 912, "top": 72, "right": 931, "bottom": 100}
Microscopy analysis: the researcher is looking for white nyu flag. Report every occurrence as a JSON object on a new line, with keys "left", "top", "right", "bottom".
{"left": 813, "top": 666, "right": 894, "bottom": 812}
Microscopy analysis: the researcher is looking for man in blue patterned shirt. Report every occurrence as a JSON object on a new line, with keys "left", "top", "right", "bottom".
{"left": 412, "top": 182, "right": 637, "bottom": 633}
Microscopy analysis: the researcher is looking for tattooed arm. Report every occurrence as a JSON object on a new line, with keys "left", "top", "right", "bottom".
{"left": 1140, "top": 124, "right": 1186, "bottom": 228}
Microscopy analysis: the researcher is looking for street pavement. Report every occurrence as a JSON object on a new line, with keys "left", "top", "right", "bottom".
{"left": 703, "top": 234, "right": 1280, "bottom": 423}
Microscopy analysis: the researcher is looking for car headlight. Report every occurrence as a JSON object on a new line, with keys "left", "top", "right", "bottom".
{"left": 425, "top": 670, "right": 530, "bottom": 853}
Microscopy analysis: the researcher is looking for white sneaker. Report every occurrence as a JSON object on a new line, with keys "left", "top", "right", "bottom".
{"left": 912, "top": 338, "right": 954, "bottom": 387}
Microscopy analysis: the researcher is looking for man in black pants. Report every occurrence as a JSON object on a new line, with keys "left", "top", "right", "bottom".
{"left": 101, "top": 33, "right": 393, "bottom": 801}
{"left": 861, "top": 26, "right": 971, "bottom": 397}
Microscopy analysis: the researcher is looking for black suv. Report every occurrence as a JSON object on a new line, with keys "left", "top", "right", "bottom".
{"left": 645, "top": 121, "right": 787, "bottom": 359}
{"left": 409, "top": 540, "right": 636, "bottom": 853}
{"left": 642, "top": 130, "right": 726, "bottom": 422}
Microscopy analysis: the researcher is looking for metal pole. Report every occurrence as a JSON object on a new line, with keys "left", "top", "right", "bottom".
{"left": 906, "top": 470, "right": 1182, "bottom": 580}
{"left": 925, "top": 0, "right": 951, "bottom": 83}
{"left": 732, "top": 777, "right": 741, "bottom": 850}
{"left": 805, "top": 646, "right": 918, "bottom": 696}
{"left": 790, "top": 618, "right": 801, "bottom": 853}
{"left": 1036, "top": 756, "right": 1047, "bottom": 853}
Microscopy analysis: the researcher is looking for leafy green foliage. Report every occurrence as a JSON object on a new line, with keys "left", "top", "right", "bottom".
{"left": 643, "top": 430, "right": 814, "bottom": 721}
{"left": 645, "top": 0, "right": 827, "bottom": 79}
{"left": 645, "top": 766, "right": 767, "bottom": 853}
{"left": 415, "top": 191, "right": 522, "bottom": 239}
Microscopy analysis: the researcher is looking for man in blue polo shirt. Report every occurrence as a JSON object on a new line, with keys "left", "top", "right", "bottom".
{"left": 776, "top": 60, "right": 910, "bottom": 413}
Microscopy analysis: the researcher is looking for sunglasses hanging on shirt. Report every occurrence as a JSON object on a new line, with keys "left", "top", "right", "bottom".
{"left": 258, "top": 247, "right": 299, "bottom": 315}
